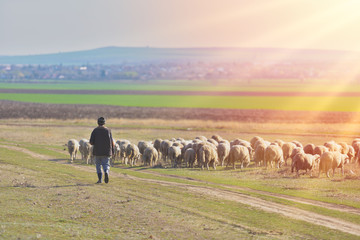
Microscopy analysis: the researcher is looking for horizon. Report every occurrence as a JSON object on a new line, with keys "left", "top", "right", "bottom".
{"left": 2, "top": 45, "right": 360, "bottom": 57}
{"left": 2, "top": 0, "right": 360, "bottom": 55}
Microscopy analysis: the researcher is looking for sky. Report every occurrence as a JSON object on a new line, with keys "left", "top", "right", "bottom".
{"left": 1, "top": 0, "right": 360, "bottom": 55}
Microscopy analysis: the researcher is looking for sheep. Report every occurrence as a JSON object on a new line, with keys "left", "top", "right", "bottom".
{"left": 65, "top": 139, "right": 79, "bottom": 163}
{"left": 138, "top": 141, "right": 152, "bottom": 155}
{"left": 168, "top": 146, "right": 182, "bottom": 167}
{"left": 181, "top": 142, "right": 193, "bottom": 163}
{"left": 126, "top": 143, "right": 140, "bottom": 167}
{"left": 160, "top": 140, "right": 172, "bottom": 162}
{"left": 290, "top": 147, "right": 305, "bottom": 165}
{"left": 338, "top": 142, "right": 349, "bottom": 155}
{"left": 79, "top": 138, "right": 89, "bottom": 161}
{"left": 282, "top": 142, "right": 296, "bottom": 166}
{"left": 314, "top": 145, "right": 328, "bottom": 157}
{"left": 184, "top": 148, "right": 196, "bottom": 168}
{"left": 291, "top": 153, "right": 320, "bottom": 177}
{"left": 195, "top": 136, "right": 207, "bottom": 142}
{"left": 142, "top": 146, "right": 158, "bottom": 167}
{"left": 254, "top": 139, "right": 270, "bottom": 152}
{"left": 264, "top": 145, "right": 284, "bottom": 168}
{"left": 199, "top": 144, "right": 218, "bottom": 170}
{"left": 253, "top": 142, "right": 267, "bottom": 167}
{"left": 318, "top": 151, "right": 349, "bottom": 178}
{"left": 111, "top": 142, "right": 121, "bottom": 166}
{"left": 231, "top": 138, "right": 251, "bottom": 148}
{"left": 324, "top": 140, "right": 340, "bottom": 152}
{"left": 250, "top": 136, "right": 263, "bottom": 149}
{"left": 273, "top": 139, "right": 284, "bottom": 148}
{"left": 348, "top": 145, "right": 355, "bottom": 163}
{"left": 153, "top": 138, "right": 162, "bottom": 159}
{"left": 352, "top": 138, "right": 360, "bottom": 154}
{"left": 82, "top": 141, "right": 93, "bottom": 164}
{"left": 117, "top": 140, "right": 130, "bottom": 164}
{"left": 217, "top": 142, "right": 230, "bottom": 166}
{"left": 291, "top": 140, "right": 303, "bottom": 148}
{"left": 193, "top": 141, "right": 206, "bottom": 164}
{"left": 207, "top": 138, "right": 219, "bottom": 147}
{"left": 303, "top": 143, "right": 315, "bottom": 155}
{"left": 211, "top": 134, "right": 223, "bottom": 143}
{"left": 227, "top": 145, "right": 250, "bottom": 170}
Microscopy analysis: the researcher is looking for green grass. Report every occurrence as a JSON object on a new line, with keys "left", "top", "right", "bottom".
{"left": 2, "top": 92, "right": 360, "bottom": 112}
{"left": 13, "top": 142, "right": 360, "bottom": 227}
{"left": 1, "top": 146, "right": 360, "bottom": 239}
{"left": 2, "top": 80, "right": 360, "bottom": 92}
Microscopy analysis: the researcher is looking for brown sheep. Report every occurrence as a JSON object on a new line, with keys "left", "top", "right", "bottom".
{"left": 160, "top": 140, "right": 172, "bottom": 162}
{"left": 314, "top": 145, "right": 328, "bottom": 157}
{"left": 318, "top": 151, "right": 349, "bottom": 178}
{"left": 227, "top": 145, "right": 250, "bottom": 170}
{"left": 292, "top": 153, "right": 320, "bottom": 177}
{"left": 282, "top": 142, "right": 296, "bottom": 166}
{"left": 264, "top": 145, "right": 284, "bottom": 168}
{"left": 303, "top": 143, "right": 315, "bottom": 155}
{"left": 199, "top": 144, "right": 218, "bottom": 170}
{"left": 153, "top": 138, "right": 163, "bottom": 159}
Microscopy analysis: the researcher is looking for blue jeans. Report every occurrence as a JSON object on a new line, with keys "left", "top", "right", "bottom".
{"left": 95, "top": 156, "right": 110, "bottom": 174}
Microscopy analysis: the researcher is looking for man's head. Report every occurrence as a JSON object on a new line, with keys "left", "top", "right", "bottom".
{"left": 97, "top": 117, "right": 106, "bottom": 126}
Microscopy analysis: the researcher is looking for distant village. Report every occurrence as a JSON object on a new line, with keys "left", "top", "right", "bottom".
{"left": 0, "top": 61, "right": 352, "bottom": 82}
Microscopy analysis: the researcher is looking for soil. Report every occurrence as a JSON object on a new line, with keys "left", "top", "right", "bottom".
{"left": 1, "top": 100, "right": 360, "bottom": 123}
{"left": 2, "top": 143, "right": 360, "bottom": 236}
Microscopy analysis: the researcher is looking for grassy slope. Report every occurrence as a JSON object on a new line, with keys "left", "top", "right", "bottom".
{"left": 0, "top": 145, "right": 359, "bottom": 240}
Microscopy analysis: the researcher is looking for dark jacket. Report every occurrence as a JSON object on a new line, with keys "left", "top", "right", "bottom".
{"left": 89, "top": 126, "right": 114, "bottom": 156}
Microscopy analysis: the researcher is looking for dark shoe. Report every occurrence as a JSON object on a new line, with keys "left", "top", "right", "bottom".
{"left": 96, "top": 173, "right": 102, "bottom": 184}
{"left": 105, "top": 172, "right": 109, "bottom": 183}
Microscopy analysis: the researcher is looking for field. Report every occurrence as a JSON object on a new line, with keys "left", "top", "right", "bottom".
{"left": 1, "top": 80, "right": 360, "bottom": 239}
{"left": 2, "top": 80, "right": 360, "bottom": 112}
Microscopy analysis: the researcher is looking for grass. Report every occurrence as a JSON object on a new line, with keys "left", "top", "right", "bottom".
{"left": 1, "top": 146, "right": 360, "bottom": 240}
{"left": 2, "top": 80, "right": 360, "bottom": 92}
{"left": 2, "top": 93, "right": 360, "bottom": 112}
{"left": 2, "top": 118, "right": 360, "bottom": 239}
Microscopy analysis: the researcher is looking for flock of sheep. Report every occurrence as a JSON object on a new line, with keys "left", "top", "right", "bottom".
{"left": 65, "top": 135, "right": 360, "bottom": 178}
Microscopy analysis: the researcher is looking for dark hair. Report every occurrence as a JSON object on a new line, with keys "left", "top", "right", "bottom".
{"left": 97, "top": 117, "right": 105, "bottom": 126}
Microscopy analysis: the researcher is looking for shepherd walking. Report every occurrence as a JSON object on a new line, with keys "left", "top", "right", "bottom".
{"left": 90, "top": 117, "right": 114, "bottom": 184}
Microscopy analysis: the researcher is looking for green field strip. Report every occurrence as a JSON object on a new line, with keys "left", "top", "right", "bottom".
{"left": 3, "top": 81, "right": 360, "bottom": 93}
{"left": 2, "top": 92, "right": 360, "bottom": 112}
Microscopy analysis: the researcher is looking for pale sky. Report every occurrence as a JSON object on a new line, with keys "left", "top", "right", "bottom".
{"left": 1, "top": 0, "right": 360, "bottom": 55}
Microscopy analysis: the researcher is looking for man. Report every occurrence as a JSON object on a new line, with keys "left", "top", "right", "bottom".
{"left": 90, "top": 117, "right": 114, "bottom": 184}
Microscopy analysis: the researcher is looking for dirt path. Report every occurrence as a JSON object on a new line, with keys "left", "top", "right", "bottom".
{"left": 126, "top": 168, "right": 360, "bottom": 216}
{"left": 2, "top": 144, "right": 360, "bottom": 236}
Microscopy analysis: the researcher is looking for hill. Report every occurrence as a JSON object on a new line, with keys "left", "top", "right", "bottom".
{"left": 1, "top": 47, "right": 360, "bottom": 65}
